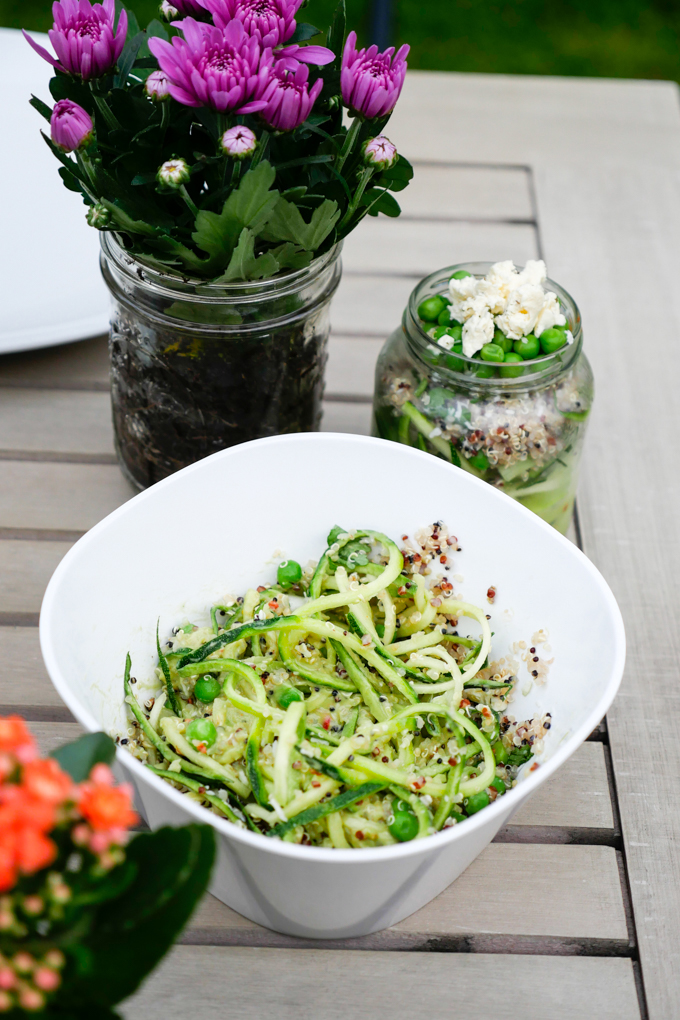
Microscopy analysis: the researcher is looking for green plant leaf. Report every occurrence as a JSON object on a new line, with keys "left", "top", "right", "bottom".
{"left": 53, "top": 826, "right": 215, "bottom": 1010}
{"left": 262, "top": 196, "right": 340, "bottom": 248}
{"left": 270, "top": 242, "right": 313, "bottom": 271}
{"left": 59, "top": 166, "right": 85, "bottom": 193}
{"left": 41, "top": 132, "right": 89, "bottom": 185}
{"left": 327, "top": 0, "right": 346, "bottom": 58}
{"left": 376, "top": 154, "right": 414, "bottom": 193}
{"left": 217, "top": 228, "right": 280, "bottom": 282}
{"left": 101, "top": 199, "right": 159, "bottom": 237}
{"left": 288, "top": 22, "right": 322, "bottom": 43}
{"left": 114, "top": 30, "right": 145, "bottom": 88}
{"left": 192, "top": 162, "right": 279, "bottom": 263}
{"left": 363, "top": 189, "right": 402, "bottom": 217}
{"left": 30, "top": 94, "right": 52, "bottom": 121}
{"left": 51, "top": 732, "right": 116, "bottom": 782}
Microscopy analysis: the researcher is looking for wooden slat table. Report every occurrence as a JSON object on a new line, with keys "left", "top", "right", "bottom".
{"left": 2, "top": 68, "right": 678, "bottom": 1019}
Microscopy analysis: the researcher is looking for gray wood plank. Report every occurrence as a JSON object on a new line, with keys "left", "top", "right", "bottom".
{"left": 185, "top": 843, "right": 628, "bottom": 952}
{"left": 321, "top": 400, "right": 372, "bottom": 436}
{"left": 0, "top": 540, "right": 72, "bottom": 614}
{"left": 0, "top": 389, "right": 114, "bottom": 456}
{"left": 0, "top": 627, "right": 73, "bottom": 718}
{"left": 341, "top": 219, "right": 538, "bottom": 277}
{"left": 0, "top": 336, "right": 109, "bottom": 390}
{"left": 326, "top": 336, "right": 382, "bottom": 398}
{"left": 401, "top": 163, "right": 533, "bottom": 220}
{"left": 28, "top": 721, "right": 83, "bottom": 756}
{"left": 0, "top": 462, "right": 134, "bottom": 530}
{"left": 508, "top": 740, "right": 614, "bottom": 834}
{"left": 124, "top": 947, "right": 641, "bottom": 1020}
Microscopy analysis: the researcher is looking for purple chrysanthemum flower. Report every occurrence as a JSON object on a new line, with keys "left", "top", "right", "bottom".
{"left": 220, "top": 124, "right": 258, "bottom": 158}
{"left": 199, "top": 0, "right": 333, "bottom": 66}
{"left": 145, "top": 70, "right": 171, "bottom": 101}
{"left": 172, "top": 0, "right": 210, "bottom": 15}
{"left": 341, "top": 31, "right": 409, "bottom": 119}
{"left": 148, "top": 18, "right": 275, "bottom": 113}
{"left": 259, "top": 60, "right": 322, "bottom": 132}
{"left": 23, "top": 0, "right": 128, "bottom": 81}
{"left": 50, "top": 99, "right": 94, "bottom": 152}
{"left": 363, "top": 135, "right": 398, "bottom": 170}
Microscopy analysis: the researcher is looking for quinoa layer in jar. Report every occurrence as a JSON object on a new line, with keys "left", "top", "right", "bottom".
{"left": 372, "top": 262, "right": 594, "bottom": 534}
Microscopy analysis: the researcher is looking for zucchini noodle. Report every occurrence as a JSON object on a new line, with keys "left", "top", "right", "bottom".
{"left": 120, "top": 523, "right": 550, "bottom": 847}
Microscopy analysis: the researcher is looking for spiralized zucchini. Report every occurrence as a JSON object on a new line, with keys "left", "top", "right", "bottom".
{"left": 121, "top": 523, "right": 549, "bottom": 847}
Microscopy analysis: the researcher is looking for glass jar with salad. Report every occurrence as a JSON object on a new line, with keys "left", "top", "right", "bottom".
{"left": 372, "top": 261, "right": 593, "bottom": 534}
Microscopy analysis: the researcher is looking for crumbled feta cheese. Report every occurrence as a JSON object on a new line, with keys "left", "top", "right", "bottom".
{"left": 534, "top": 291, "right": 566, "bottom": 337}
{"left": 462, "top": 306, "right": 494, "bottom": 357}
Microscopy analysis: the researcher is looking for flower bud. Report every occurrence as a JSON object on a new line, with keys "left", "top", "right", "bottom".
{"left": 145, "top": 70, "right": 171, "bottom": 103}
{"left": 159, "top": 1, "right": 179, "bottom": 19}
{"left": 220, "top": 125, "right": 258, "bottom": 160}
{"left": 50, "top": 100, "right": 93, "bottom": 153}
{"left": 18, "top": 988, "right": 44, "bottom": 1012}
{"left": 362, "top": 135, "right": 398, "bottom": 171}
{"left": 34, "top": 968, "right": 60, "bottom": 992}
{"left": 86, "top": 204, "right": 112, "bottom": 229}
{"left": 0, "top": 991, "right": 12, "bottom": 1012}
{"left": 21, "top": 896, "right": 43, "bottom": 917}
{"left": 43, "top": 951, "right": 64, "bottom": 971}
{"left": 157, "top": 158, "right": 190, "bottom": 189}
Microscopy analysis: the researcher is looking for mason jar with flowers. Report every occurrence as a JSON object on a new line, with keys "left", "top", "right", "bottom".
{"left": 25, "top": 0, "right": 412, "bottom": 487}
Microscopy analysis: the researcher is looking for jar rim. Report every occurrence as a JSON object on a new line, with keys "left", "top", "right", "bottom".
{"left": 100, "top": 232, "right": 342, "bottom": 307}
{"left": 404, "top": 261, "right": 583, "bottom": 389}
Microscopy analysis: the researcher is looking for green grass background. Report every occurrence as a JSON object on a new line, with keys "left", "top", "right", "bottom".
{"left": 5, "top": 0, "right": 680, "bottom": 83}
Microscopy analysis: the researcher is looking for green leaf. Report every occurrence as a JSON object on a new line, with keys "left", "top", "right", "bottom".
{"left": 59, "top": 166, "right": 85, "bottom": 193}
{"left": 115, "top": 30, "right": 145, "bottom": 88}
{"left": 217, "top": 228, "right": 280, "bottom": 282}
{"left": 54, "top": 826, "right": 215, "bottom": 1010}
{"left": 101, "top": 199, "right": 159, "bottom": 237}
{"left": 288, "top": 22, "right": 322, "bottom": 43}
{"left": 327, "top": 0, "right": 346, "bottom": 58}
{"left": 362, "top": 188, "right": 401, "bottom": 217}
{"left": 41, "top": 131, "right": 89, "bottom": 185}
{"left": 262, "top": 196, "right": 340, "bottom": 249}
{"left": 192, "top": 162, "right": 279, "bottom": 263}
{"left": 30, "top": 94, "right": 52, "bottom": 121}
{"left": 377, "top": 154, "right": 414, "bottom": 193}
{"left": 270, "top": 242, "right": 313, "bottom": 271}
{"left": 51, "top": 732, "right": 116, "bottom": 782}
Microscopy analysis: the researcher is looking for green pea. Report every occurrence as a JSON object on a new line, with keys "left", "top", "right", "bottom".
{"left": 491, "top": 777, "right": 507, "bottom": 795}
{"left": 445, "top": 344, "right": 465, "bottom": 373}
{"left": 437, "top": 308, "right": 453, "bottom": 327}
{"left": 464, "top": 790, "right": 490, "bottom": 815}
{"left": 388, "top": 799, "right": 419, "bottom": 842}
{"left": 433, "top": 325, "right": 453, "bottom": 341}
{"left": 277, "top": 559, "right": 302, "bottom": 589}
{"left": 447, "top": 324, "right": 463, "bottom": 342}
{"left": 469, "top": 451, "right": 489, "bottom": 472}
{"left": 450, "top": 269, "right": 472, "bottom": 280}
{"left": 273, "top": 685, "right": 303, "bottom": 709}
{"left": 493, "top": 328, "right": 513, "bottom": 354}
{"left": 449, "top": 809, "right": 466, "bottom": 824}
{"left": 418, "top": 295, "right": 447, "bottom": 322}
{"left": 513, "top": 333, "right": 540, "bottom": 360}
{"left": 480, "top": 342, "right": 504, "bottom": 363}
{"left": 475, "top": 364, "right": 496, "bottom": 379}
{"left": 492, "top": 740, "right": 509, "bottom": 764}
{"left": 194, "top": 675, "right": 222, "bottom": 703}
{"left": 500, "top": 352, "right": 524, "bottom": 378}
{"left": 185, "top": 718, "right": 217, "bottom": 747}
{"left": 540, "top": 327, "right": 567, "bottom": 354}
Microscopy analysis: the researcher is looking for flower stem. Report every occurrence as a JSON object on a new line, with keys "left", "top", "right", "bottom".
{"left": 91, "top": 91, "right": 122, "bottom": 132}
{"left": 250, "top": 130, "right": 270, "bottom": 169}
{"left": 335, "top": 117, "right": 362, "bottom": 174}
{"left": 180, "top": 185, "right": 200, "bottom": 218}
{"left": 338, "top": 166, "right": 375, "bottom": 232}
{"left": 160, "top": 102, "right": 171, "bottom": 135}
{"left": 76, "top": 150, "right": 99, "bottom": 197}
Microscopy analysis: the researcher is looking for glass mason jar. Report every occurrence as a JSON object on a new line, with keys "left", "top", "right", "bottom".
{"left": 100, "top": 234, "right": 342, "bottom": 489}
{"left": 372, "top": 263, "right": 594, "bottom": 534}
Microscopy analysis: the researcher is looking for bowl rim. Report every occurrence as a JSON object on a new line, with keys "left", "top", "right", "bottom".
{"left": 39, "top": 433, "right": 626, "bottom": 864}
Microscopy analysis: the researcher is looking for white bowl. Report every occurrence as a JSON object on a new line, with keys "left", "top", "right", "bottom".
{"left": 40, "top": 434, "right": 625, "bottom": 939}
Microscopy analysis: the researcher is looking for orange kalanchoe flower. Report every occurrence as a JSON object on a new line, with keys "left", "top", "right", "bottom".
{"left": 21, "top": 759, "right": 74, "bottom": 806}
{"left": 78, "top": 764, "right": 138, "bottom": 834}
{"left": 0, "top": 717, "right": 36, "bottom": 780}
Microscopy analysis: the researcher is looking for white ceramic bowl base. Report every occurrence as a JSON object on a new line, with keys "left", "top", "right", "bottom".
{"left": 39, "top": 434, "right": 625, "bottom": 939}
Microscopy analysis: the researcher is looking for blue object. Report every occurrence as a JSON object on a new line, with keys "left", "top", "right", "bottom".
{"left": 371, "top": 0, "right": 392, "bottom": 49}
